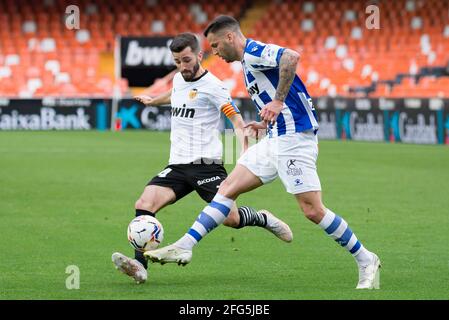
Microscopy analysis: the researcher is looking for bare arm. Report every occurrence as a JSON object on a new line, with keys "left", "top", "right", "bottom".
{"left": 259, "top": 49, "right": 300, "bottom": 124}
{"left": 244, "top": 120, "right": 268, "bottom": 140}
{"left": 134, "top": 89, "right": 172, "bottom": 106}
{"left": 274, "top": 48, "right": 300, "bottom": 102}
{"left": 228, "top": 113, "right": 248, "bottom": 153}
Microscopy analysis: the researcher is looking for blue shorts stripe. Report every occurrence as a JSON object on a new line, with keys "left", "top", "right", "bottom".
{"left": 336, "top": 227, "right": 353, "bottom": 247}
{"left": 210, "top": 201, "right": 231, "bottom": 217}
{"left": 188, "top": 228, "right": 202, "bottom": 241}
{"left": 196, "top": 212, "right": 218, "bottom": 232}
{"left": 325, "top": 215, "right": 342, "bottom": 234}
{"left": 350, "top": 241, "right": 362, "bottom": 254}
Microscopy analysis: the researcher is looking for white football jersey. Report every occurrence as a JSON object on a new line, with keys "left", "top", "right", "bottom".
{"left": 242, "top": 38, "right": 318, "bottom": 137}
{"left": 168, "top": 70, "right": 239, "bottom": 165}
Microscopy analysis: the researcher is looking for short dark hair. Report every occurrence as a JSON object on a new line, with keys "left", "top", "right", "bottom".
{"left": 169, "top": 33, "right": 200, "bottom": 53}
{"left": 203, "top": 15, "right": 240, "bottom": 37}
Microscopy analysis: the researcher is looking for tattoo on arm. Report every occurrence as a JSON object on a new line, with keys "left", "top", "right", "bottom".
{"left": 274, "top": 49, "right": 299, "bottom": 102}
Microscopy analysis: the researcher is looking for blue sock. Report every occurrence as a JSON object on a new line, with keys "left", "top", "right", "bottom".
{"left": 318, "top": 208, "right": 372, "bottom": 266}
{"left": 175, "top": 194, "right": 233, "bottom": 250}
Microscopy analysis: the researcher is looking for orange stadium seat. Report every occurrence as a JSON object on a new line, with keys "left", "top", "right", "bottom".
{"left": 0, "top": 0, "right": 248, "bottom": 97}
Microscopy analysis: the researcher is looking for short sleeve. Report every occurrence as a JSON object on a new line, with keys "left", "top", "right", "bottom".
{"left": 209, "top": 83, "right": 240, "bottom": 118}
{"left": 212, "top": 84, "right": 233, "bottom": 110}
{"left": 245, "top": 41, "right": 285, "bottom": 71}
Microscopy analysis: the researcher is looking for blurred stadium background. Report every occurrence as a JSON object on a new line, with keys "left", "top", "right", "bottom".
{"left": 0, "top": 0, "right": 448, "bottom": 99}
{"left": 0, "top": 0, "right": 448, "bottom": 142}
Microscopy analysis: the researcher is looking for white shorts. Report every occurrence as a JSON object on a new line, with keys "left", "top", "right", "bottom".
{"left": 237, "top": 131, "right": 321, "bottom": 194}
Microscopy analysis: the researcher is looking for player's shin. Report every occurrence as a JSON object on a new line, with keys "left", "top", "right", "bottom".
{"left": 318, "top": 208, "right": 373, "bottom": 266}
{"left": 174, "top": 193, "right": 234, "bottom": 250}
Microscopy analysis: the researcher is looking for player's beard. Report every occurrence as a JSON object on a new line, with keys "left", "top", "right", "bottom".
{"left": 221, "top": 52, "right": 238, "bottom": 63}
{"left": 181, "top": 61, "right": 200, "bottom": 81}
{"left": 220, "top": 44, "right": 239, "bottom": 63}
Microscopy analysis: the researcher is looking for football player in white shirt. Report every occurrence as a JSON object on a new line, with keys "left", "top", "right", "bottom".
{"left": 112, "top": 33, "right": 292, "bottom": 284}
{"left": 145, "top": 18, "right": 381, "bottom": 290}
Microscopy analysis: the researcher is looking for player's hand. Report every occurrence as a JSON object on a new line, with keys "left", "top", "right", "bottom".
{"left": 134, "top": 95, "right": 155, "bottom": 105}
{"left": 244, "top": 121, "right": 267, "bottom": 139}
{"left": 259, "top": 100, "right": 284, "bottom": 125}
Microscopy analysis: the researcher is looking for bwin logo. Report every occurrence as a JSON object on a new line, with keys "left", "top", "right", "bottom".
{"left": 172, "top": 104, "right": 195, "bottom": 118}
{"left": 125, "top": 41, "right": 174, "bottom": 66}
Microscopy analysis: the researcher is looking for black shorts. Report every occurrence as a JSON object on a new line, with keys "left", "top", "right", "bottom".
{"left": 147, "top": 161, "right": 228, "bottom": 203}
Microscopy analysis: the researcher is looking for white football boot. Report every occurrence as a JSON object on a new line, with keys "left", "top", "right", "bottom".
{"left": 258, "top": 209, "right": 293, "bottom": 243}
{"left": 356, "top": 252, "right": 381, "bottom": 289}
{"left": 144, "top": 244, "right": 192, "bottom": 266}
{"left": 112, "top": 252, "right": 147, "bottom": 284}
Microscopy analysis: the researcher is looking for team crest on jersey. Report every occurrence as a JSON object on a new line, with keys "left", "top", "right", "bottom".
{"left": 188, "top": 89, "right": 198, "bottom": 100}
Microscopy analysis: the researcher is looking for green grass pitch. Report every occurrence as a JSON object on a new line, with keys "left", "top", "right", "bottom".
{"left": 1, "top": 131, "right": 448, "bottom": 300}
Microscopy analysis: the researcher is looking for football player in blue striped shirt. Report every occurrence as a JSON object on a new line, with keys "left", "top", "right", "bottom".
{"left": 146, "top": 16, "right": 381, "bottom": 289}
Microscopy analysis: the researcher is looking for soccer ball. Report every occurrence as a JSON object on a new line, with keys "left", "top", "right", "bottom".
{"left": 127, "top": 215, "right": 164, "bottom": 252}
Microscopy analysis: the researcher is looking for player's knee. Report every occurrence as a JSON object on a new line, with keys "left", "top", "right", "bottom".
{"left": 217, "top": 178, "right": 238, "bottom": 199}
{"left": 302, "top": 205, "right": 326, "bottom": 224}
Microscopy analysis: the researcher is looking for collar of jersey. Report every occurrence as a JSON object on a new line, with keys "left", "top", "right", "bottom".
{"left": 185, "top": 70, "right": 209, "bottom": 82}
{"left": 242, "top": 38, "right": 256, "bottom": 63}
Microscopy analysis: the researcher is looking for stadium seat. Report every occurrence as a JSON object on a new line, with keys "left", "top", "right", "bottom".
{"left": 1, "top": 0, "right": 448, "bottom": 98}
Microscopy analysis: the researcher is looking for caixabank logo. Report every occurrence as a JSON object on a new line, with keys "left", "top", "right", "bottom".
{"left": 316, "top": 112, "right": 337, "bottom": 140}
{"left": 387, "top": 98, "right": 449, "bottom": 145}
{"left": 115, "top": 101, "right": 171, "bottom": 130}
{"left": 445, "top": 115, "right": 449, "bottom": 145}
{"left": 389, "top": 111, "right": 438, "bottom": 144}
{"left": 341, "top": 110, "right": 385, "bottom": 142}
{"left": 115, "top": 104, "right": 141, "bottom": 129}
{"left": 0, "top": 99, "right": 110, "bottom": 130}
{"left": 333, "top": 98, "right": 449, "bottom": 145}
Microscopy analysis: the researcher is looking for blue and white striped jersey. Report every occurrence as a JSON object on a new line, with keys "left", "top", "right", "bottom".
{"left": 242, "top": 38, "right": 319, "bottom": 137}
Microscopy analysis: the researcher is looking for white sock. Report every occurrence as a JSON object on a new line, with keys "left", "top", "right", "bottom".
{"left": 353, "top": 247, "right": 373, "bottom": 266}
